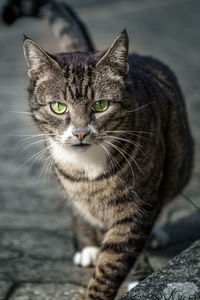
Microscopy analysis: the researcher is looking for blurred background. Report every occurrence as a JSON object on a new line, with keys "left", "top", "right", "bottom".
{"left": 0, "top": 0, "right": 200, "bottom": 298}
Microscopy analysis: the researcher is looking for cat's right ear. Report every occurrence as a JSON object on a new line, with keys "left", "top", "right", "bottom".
{"left": 23, "top": 38, "right": 60, "bottom": 78}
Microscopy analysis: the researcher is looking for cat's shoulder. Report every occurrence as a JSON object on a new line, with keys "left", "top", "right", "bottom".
{"left": 128, "top": 52, "right": 180, "bottom": 94}
{"left": 128, "top": 52, "right": 175, "bottom": 78}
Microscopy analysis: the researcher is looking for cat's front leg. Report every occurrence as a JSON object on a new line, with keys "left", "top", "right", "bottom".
{"left": 73, "top": 215, "right": 104, "bottom": 267}
{"left": 85, "top": 194, "right": 159, "bottom": 300}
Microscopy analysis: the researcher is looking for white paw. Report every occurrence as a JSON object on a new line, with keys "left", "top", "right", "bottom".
{"left": 73, "top": 246, "right": 100, "bottom": 267}
{"left": 150, "top": 228, "right": 170, "bottom": 249}
{"left": 127, "top": 281, "right": 139, "bottom": 291}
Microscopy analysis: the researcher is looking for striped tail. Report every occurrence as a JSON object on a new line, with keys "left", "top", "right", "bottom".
{"left": 2, "top": 0, "right": 95, "bottom": 52}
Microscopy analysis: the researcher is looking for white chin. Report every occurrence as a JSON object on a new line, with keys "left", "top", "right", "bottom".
{"left": 50, "top": 140, "right": 107, "bottom": 180}
{"left": 70, "top": 144, "right": 91, "bottom": 152}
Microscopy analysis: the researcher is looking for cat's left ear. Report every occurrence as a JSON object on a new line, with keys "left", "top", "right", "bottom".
{"left": 96, "top": 30, "right": 129, "bottom": 74}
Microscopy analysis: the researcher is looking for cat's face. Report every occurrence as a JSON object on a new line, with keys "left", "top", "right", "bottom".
{"left": 24, "top": 32, "right": 131, "bottom": 175}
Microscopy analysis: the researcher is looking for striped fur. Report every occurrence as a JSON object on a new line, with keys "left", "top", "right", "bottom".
{"left": 3, "top": 1, "right": 194, "bottom": 299}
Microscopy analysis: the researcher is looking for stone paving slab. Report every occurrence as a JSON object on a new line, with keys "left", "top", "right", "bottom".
{"left": 0, "top": 258, "right": 92, "bottom": 286}
{"left": 9, "top": 283, "right": 84, "bottom": 300}
{"left": 119, "top": 240, "right": 200, "bottom": 300}
{"left": 0, "top": 281, "right": 12, "bottom": 300}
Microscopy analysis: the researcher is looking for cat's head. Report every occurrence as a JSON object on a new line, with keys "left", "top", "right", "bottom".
{"left": 23, "top": 31, "right": 132, "bottom": 173}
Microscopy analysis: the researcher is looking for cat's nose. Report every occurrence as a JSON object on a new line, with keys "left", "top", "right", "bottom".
{"left": 73, "top": 130, "right": 89, "bottom": 141}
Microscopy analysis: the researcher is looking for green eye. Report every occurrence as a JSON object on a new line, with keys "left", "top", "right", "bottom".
{"left": 92, "top": 100, "right": 109, "bottom": 112}
{"left": 50, "top": 102, "right": 68, "bottom": 114}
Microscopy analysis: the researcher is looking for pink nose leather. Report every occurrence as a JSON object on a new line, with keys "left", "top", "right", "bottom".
{"left": 73, "top": 131, "right": 88, "bottom": 141}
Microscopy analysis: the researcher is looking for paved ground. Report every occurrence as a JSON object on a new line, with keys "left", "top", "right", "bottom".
{"left": 0, "top": 0, "right": 200, "bottom": 299}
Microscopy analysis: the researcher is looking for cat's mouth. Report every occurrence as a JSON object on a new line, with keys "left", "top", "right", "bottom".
{"left": 70, "top": 143, "right": 91, "bottom": 152}
{"left": 71, "top": 143, "right": 91, "bottom": 148}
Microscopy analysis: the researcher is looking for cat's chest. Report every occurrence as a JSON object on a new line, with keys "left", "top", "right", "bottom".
{"left": 58, "top": 174, "right": 108, "bottom": 227}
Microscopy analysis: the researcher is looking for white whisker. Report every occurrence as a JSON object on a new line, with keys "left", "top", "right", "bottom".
{"left": 30, "top": 147, "right": 47, "bottom": 169}
{"left": 100, "top": 143, "right": 120, "bottom": 176}
{"left": 104, "top": 135, "right": 147, "bottom": 159}
{"left": 14, "top": 144, "right": 52, "bottom": 175}
{"left": 105, "top": 130, "right": 153, "bottom": 141}
{"left": 126, "top": 102, "right": 153, "bottom": 113}
{"left": 111, "top": 141, "right": 142, "bottom": 174}
{"left": 13, "top": 133, "right": 55, "bottom": 138}
{"left": 43, "top": 155, "right": 53, "bottom": 182}
{"left": 14, "top": 148, "right": 45, "bottom": 174}
{"left": 21, "top": 138, "right": 49, "bottom": 152}
{"left": 11, "top": 133, "right": 55, "bottom": 144}
{"left": 105, "top": 130, "right": 153, "bottom": 135}
{"left": 37, "top": 152, "right": 54, "bottom": 183}
{"left": 10, "top": 110, "right": 33, "bottom": 115}
{"left": 105, "top": 140, "right": 135, "bottom": 186}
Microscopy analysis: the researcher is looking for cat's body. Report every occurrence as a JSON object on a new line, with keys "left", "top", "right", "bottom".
{"left": 3, "top": 0, "right": 193, "bottom": 299}
{"left": 50, "top": 51, "right": 192, "bottom": 228}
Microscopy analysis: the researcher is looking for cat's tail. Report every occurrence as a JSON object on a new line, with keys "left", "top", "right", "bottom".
{"left": 2, "top": 0, "right": 95, "bottom": 52}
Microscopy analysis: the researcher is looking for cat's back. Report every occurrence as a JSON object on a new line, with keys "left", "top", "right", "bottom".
{"left": 128, "top": 52, "right": 183, "bottom": 105}
{"left": 128, "top": 53, "right": 193, "bottom": 202}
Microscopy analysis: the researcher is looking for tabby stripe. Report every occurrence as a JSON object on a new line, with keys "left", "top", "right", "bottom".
{"left": 35, "top": 102, "right": 46, "bottom": 107}
{"left": 84, "top": 85, "right": 88, "bottom": 98}
{"left": 91, "top": 87, "right": 95, "bottom": 99}
{"left": 55, "top": 164, "right": 88, "bottom": 182}
{"left": 89, "top": 284, "right": 106, "bottom": 293}
{"left": 106, "top": 262, "right": 122, "bottom": 273}
{"left": 98, "top": 265, "right": 111, "bottom": 281}
{"left": 88, "top": 293, "right": 104, "bottom": 300}
{"left": 130, "top": 226, "right": 144, "bottom": 236}
{"left": 32, "top": 115, "right": 48, "bottom": 124}
{"left": 95, "top": 276, "right": 105, "bottom": 285}
{"left": 116, "top": 254, "right": 135, "bottom": 266}
{"left": 87, "top": 66, "right": 93, "bottom": 86}
{"left": 101, "top": 237, "right": 143, "bottom": 254}
{"left": 67, "top": 85, "right": 75, "bottom": 100}
{"left": 64, "top": 66, "right": 70, "bottom": 78}
{"left": 98, "top": 266, "right": 123, "bottom": 284}
{"left": 31, "top": 107, "right": 40, "bottom": 112}
{"left": 107, "top": 195, "right": 133, "bottom": 206}
{"left": 113, "top": 216, "right": 134, "bottom": 226}
{"left": 75, "top": 86, "right": 80, "bottom": 98}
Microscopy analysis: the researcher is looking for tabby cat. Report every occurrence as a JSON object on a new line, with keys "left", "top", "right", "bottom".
{"left": 3, "top": 0, "right": 193, "bottom": 299}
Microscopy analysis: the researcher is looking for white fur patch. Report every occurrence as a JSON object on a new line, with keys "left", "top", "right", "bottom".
{"left": 49, "top": 138, "right": 107, "bottom": 180}
{"left": 127, "top": 281, "right": 139, "bottom": 291}
{"left": 73, "top": 246, "right": 100, "bottom": 267}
